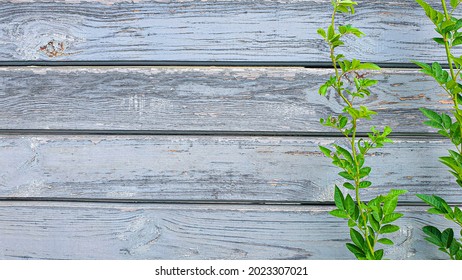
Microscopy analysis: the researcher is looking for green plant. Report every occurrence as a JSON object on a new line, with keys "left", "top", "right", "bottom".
{"left": 413, "top": 0, "right": 462, "bottom": 260}
{"left": 317, "top": 0, "right": 407, "bottom": 260}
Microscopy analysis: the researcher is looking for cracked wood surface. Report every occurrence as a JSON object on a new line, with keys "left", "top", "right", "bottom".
{"left": 1, "top": 0, "right": 459, "bottom": 260}
{"left": 0, "top": 0, "right": 451, "bottom": 62}
{"left": 1, "top": 135, "right": 457, "bottom": 203}
{"left": 0, "top": 67, "right": 450, "bottom": 132}
{"left": 0, "top": 202, "right": 452, "bottom": 260}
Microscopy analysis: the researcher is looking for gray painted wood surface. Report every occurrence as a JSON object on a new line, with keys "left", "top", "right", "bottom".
{"left": 0, "top": 0, "right": 451, "bottom": 63}
{"left": 0, "top": 67, "right": 450, "bottom": 132}
{"left": 0, "top": 202, "right": 453, "bottom": 260}
{"left": 1, "top": 134, "right": 457, "bottom": 203}
{"left": 1, "top": 0, "right": 460, "bottom": 260}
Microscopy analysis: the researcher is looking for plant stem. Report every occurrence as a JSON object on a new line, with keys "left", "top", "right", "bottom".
{"left": 442, "top": 0, "right": 457, "bottom": 82}
{"left": 441, "top": 1, "right": 456, "bottom": 80}
{"left": 441, "top": 0, "right": 462, "bottom": 165}
{"left": 351, "top": 118, "right": 375, "bottom": 256}
{"left": 330, "top": 4, "right": 340, "bottom": 82}
{"left": 329, "top": 0, "right": 375, "bottom": 258}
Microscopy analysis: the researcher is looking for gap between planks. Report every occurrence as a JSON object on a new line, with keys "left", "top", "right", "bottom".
{"left": 0, "top": 197, "right": 454, "bottom": 208}
{"left": 0, "top": 61, "right": 433, "bottom": 69}
{"left": 0, "top": 129, "right": 446, "bottom": 139}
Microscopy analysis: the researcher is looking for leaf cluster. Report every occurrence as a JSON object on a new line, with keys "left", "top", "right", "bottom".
{"left": 413, "top": 61, "right": 462, "bottom": 107}
{"left": 419, "top": 108, "right": 462, "bottom": 185}
{"left": 417, "top": 194, "right": 462, "bottom": 225}
{"left": 417, "top": 194, "right": 462, "bottom": 259}
{"left": 319, "top": 126, "right": 391, "bottom": 185}
{"left": 414, "top": 0, "right": 462, "bottom": 260}
{"left": 331, "top": 187, "right": 407, "bottom": 259}
{"left": 317, "top": 0, "right": 405, "bottom": 260}
{"left": 416, "top": 0, "right": 462, "bottom": 47}
{"left": 422, "top": 226, "right": 462, "bottom": 259}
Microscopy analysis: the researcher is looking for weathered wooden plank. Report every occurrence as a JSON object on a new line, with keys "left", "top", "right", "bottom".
{"left": 0, "top": 0, "right": 450, "bottom": 62}
{"left": 0, "top": 67, "right": 451, "bottom": 132}
{"left": 0, "top": 202, "right": 452, "bottom": 259}
{"left": 1, "top": 135, "right": 458, "bottom": 203}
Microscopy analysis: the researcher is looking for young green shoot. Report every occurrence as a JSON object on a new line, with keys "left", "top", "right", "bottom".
{"left": 318, "top": 0, "right": 407, "bottom": 260}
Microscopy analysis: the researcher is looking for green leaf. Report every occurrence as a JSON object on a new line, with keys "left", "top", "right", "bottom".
{"left": 423, "top": 120, "right": 444, "bottom": 129}
{"left": 339, "top": 171, "right": 354, "bottom": 180}
{"left": 359, "top": 181, "right": 372, "bottom": 189}
{"left": 453, "top": 55, "right": 462, "bottom": 67}
{"left": 457, "top": 250, "right": 462, "bottom": 260}
{"left": 346, "top": 243, "right": 365, "bottom": 258}
{"left": 427, "top": 207, "right": 447, "bottom": 215}
{"left": 413, "top": 60, "right": 432, "bottom": 75}
{"left": 359, "top": 167, "right": 371, "bottom": 178}
{"left": 416, "top": 194, "right": 439, "bottom": 208}
{"left": 348, "top": 218, "right": 357, "bottom": 227}
{"left": 338, "top": 24, "right": 364, "bottom": 37}
{"left": 449, "top": 239, "right": 460, "bottom": 256}
{"left": 374, "top": 249, "right": 384, "bottom": 260}
{"left": 441, "top": 20, "right": 456, "bottom": 34}
{"left": 419, "top": 108, "right": 442, "bottom": 123}
{"left": 369, "top": 214, "right": 380, "bottom": 232}
{"left": 343, "top": 182, "right": 355, "bottom": 190}
{"left": 439, "top": 154, "right": 462, "bottom": 176}
{"left": 380, "top": 224, "right": 400, "bottom": 234}
{"left": 350, "top": 228, "right": 365, "bottom": 248}
{"left": 441, "top": 228, "right": 454, "bottom": 248}
{"left": 319, "top": 145, "right": 332, "bottom": 158}
{"left": 415, "top": 0, "right": 445, "bottom": 26}
{"left": 383, "top": 197, "right": 398, "bottom": 215}
{"left": 338, "top": 115, "right": 348, "bottom": 128}
{"left": 330, "top": 209, "right": 348, "bottom": 218}
{"left": 317, "top": 28, "right": 326, "bottom": 39}
{"left": 451, "top": 0, "right": 460, "bottom": 9}
{"left": 334, "top": 145, "right": 354, "bottom": 163}
{"left": 387, "top": 189, "right": 408, "bottom": 197}
{"left": 441, "top": 113, "right": 452, "bottom": 128}
{"left": 377, "top": 238, "right": 394, "bottom": 245}
{"left": 438, "top": 129, "right": 450, "bottom": 137}
{"left": 328, "top": 24, "right": 334, "bottom": 39}
{"left": 334, "top": 185, "right": 345, "bottom": 210}
{"left": 455, "top": 207, "right": 462, "bottom": 224}
{"left": 345, "top": 107, "right": 360, "bottom": 119}
{"left": 382, "top": 213, "right": 404, "bottom": 224}
{"left": 453, "top": 37, "right": 462, "bottom": 46}
{"left": 422, "top": 226, "right": 444, "bottom": 247}
{"left": 319, "top": 84, "right": 329, "bottom": 95}
{"left": 417, "top": 194, "right": 452, "bottom": 214}
{"left": 357, "top": 63, "right": 380, "bottom": 70}
{"left": 433, "top": 37, "right": 445, "bottom": 45}
{"left": 345, "top": 194, "right": 356, "bottom": 216}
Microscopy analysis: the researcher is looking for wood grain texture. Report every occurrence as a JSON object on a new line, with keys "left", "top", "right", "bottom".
{"left": 0, "top": 202, "right": 453, "bottom": 260}
{"left": 1, "top": 134, "right": 458, "bottom": 203}
{"left": 0, "top": 67, "right": 451, "bottom": 132}
{"left": 0, "top": 0, "right": 449, "bottom": 62}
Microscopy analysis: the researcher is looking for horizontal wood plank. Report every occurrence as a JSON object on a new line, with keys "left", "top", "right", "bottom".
{"left": 0, "top": 67, "right": 451, "bottom": 132}
{"left": 1, "top": 135, "right": 458, "bottom": 203}
{"left": 0, "top": 0, "right": 450, "bottom": 63}
{"left": 0, "top": 202, "right": 452, "bottom": 259}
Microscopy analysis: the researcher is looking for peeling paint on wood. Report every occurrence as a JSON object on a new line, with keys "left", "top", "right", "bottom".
{"left": 0, "top": 0, "right": 453, "bottom": 62}
{"left": 0, "top": 202, "right": 453, "bottom": 260}
{"left": 1, "top": 0, "right": 458, "bottom": 260}
{"left": 0, "top": 135, "right": 457, "bottom": 203}
{"left": 0, "top": 67, "right": 451, "bottom": 132}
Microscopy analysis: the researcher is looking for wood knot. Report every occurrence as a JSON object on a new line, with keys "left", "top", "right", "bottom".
{"left": 39, "top": 40, "right": 67, "bottom": 57}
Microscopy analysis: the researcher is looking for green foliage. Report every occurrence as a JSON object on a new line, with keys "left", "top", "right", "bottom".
{"left": 328, "top": 187, "right": 406, "bottom": 259}
{"left": 422, "top": 226, "right": 462, "bottom": 259}
{"left": 318, "top": 0, "right": 406, "bottom": 260}
{"left": 414, "top": 0, "right": 462, "bottom": 259}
